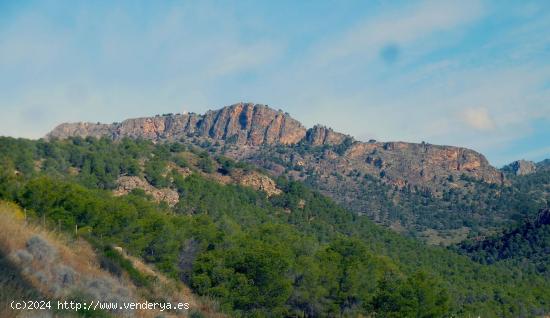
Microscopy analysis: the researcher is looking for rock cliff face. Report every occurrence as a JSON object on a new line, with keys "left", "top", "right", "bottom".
{"left": 48, "top": 103, "right": 307, "bottom": 146}
{"left": 504, "top": 160, "right": 537, "bottom": 176}
{"left": 46, "top": 102, "right": 503, "bottom": 191}
{"left": 341, "top": 141, "right": 503, "bottom": 186}
{"left": 306, "top": 125, "right": 348, "bottom": 146}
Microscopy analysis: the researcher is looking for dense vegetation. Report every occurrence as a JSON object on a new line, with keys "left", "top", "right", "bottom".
{"left": 1, "top": 136, "right": 549, "bottom": 317}
{"left": 455, "top": 208, "right": 550, "bottom": 277}
{"left": 249, "top": 142, "right": 549, "bottom": 243}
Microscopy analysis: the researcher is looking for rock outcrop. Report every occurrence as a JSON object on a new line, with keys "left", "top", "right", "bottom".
{"left": 113, "top": 176, "right": 179, "bottom": 206}
{"left": 236, "top": 172, "right": 282, "bottom": 197}
{"left": 348, "top": 141, "right": 504, "bottom": 186}
{"left": 504, "top": 160, "right": 537, "bottom": 176}
{"left": 306, "top": 125, "right": 349, "bottom": 146}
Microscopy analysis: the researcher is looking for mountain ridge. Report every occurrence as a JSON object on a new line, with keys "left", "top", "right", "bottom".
{"left": 46, "top": 102, "right": 504, "bottom": 191}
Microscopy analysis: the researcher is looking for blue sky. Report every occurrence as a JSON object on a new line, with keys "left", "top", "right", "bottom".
{"left": 0, "top": 0, "right": 548, "bottom": 166}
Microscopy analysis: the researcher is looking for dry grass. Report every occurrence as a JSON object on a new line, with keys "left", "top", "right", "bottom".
{"left": 0, "top": 251, "right": 42, "bottom": 318}
{"left": 0, "top": 201, "right": 225, "bottom": 318}
{"left": 0, "top": 201, "right": 106, "bottom": 297}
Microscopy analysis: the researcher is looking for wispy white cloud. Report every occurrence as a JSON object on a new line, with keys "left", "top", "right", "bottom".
{"left": 310, "top": 0, "right": 484, "bottom": 66}
{"left": 203, "top": 41, "right": 282, "bottom": 78}
{"left": 460, "top": 107, "right": 495, "bottom": 131}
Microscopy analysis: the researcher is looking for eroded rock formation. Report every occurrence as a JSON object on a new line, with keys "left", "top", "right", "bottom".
{"left": 48, "top": 103, "right": 307, "bottom": 146}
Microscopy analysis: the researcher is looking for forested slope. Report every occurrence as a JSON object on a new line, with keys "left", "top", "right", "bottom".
{"left": 0, "top": 136, "right": 549, "bottom": 317}
{"left": 456, "top": 208, "right": 550, "bottom": 277}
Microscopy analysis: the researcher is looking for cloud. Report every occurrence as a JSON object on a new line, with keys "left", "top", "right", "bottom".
{"left": 204, "top": 41, "right": 282, "bottom": 78}
{"left": 461, "top": 107, "right": 495, "bottom": 131}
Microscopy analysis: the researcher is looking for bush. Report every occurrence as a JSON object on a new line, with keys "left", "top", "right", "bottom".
{"left": 102, "top": 246, "right": 152, "bottom": 288}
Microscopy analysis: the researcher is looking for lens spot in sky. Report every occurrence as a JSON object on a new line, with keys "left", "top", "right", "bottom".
{"left": 380, "top": 44, "right": 400, "bottom": 64}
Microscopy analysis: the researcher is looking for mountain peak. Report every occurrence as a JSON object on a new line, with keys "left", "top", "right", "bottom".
{"left": 200, "top": 102, "right": 307, "bottom": 145}
{"left": 47, "top": 102, "right": 309, "bottom": 146}
{"left": 47, "top": 102, "right": 356, "bottom": 147}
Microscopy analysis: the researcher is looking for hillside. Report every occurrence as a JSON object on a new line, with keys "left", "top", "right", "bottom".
{"left": 1, "top": 136, "right": 550, "bottom": 317}
{"left": 45, "top": 103, "right": 530, "bottom": 238}
{"left": 456, "top": 208, "right": 550, "bottom": 276}
{"left": 0, "top": 201, "right": 222, "bottom": 318}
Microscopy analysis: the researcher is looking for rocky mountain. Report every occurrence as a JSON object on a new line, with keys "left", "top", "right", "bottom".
{"left": 48, "top": 103, "right": 307, "bottom": 146}
{"left": 45, "top": 103, "right": 518, "bottom": 237}
{"left": 47, "top": 102, "right": 504, "bottom": 191}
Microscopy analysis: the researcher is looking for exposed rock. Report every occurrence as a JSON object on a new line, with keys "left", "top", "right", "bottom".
{"left": 236, "top": 172, "right": 282, "bottom": 197}
{"left": 113, "top": 176, "right": 179, "bottom": 206}
{"left": 504, "top": 160, "right": 537, "bottom": 176}
{"left": 47, "top": 122, "right": 115, "bottom": 140}
{"left": 365, "top": 142, "right": 504, "bottom": 186}
{"left": 306, "top": 125, "right": 349, "bottom": 146}
{"left": 167, "top": 162, "right": 192, "bottom": 178}
{"left": 47, "top": 103, "right": 307, "bottom": 146}
{"left": 67, "top": 167, "right": 79, "bottom": 176}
